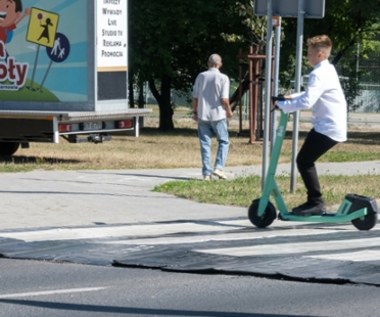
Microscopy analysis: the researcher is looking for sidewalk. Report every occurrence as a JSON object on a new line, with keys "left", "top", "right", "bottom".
{"left": 228, "top": 160, "right": 380, "bottom": 177}
{"left": 0, "top": 161, "right": 379, "bottom": 230}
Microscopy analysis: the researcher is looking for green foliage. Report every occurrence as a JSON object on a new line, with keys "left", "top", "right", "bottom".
{"left": 278, "top": 0, "right": 380, "bottom": 110}
{"left": 130, "top": 0, "right": 255, "bottom": 88}
{"left": 129, "top": 0, "right": 256, "bottom": 129}
{"left": 129, "top": 0, "right": 380, "bottom": 128}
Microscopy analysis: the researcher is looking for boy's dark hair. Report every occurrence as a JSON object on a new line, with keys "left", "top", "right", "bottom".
{"left": 307, "top": 35, "right": 332, "bottom": 50}
{"left": 13, "top": 0, "right": 23, "bottom": 13}
{"left": 307, "top": 34, "right": 332, "bottom": 58}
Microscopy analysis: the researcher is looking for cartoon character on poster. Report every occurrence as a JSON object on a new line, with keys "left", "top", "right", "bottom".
{"left": 0, "top": 0, "right": 30, "bottom": 90}
{"left": 0, "top": 0, "right": 30, "bottom": 55}
{"left": 0, "top": 0, "right": 88, "bottom": 103}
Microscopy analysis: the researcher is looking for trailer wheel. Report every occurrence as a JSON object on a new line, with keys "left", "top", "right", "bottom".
{"left": 351, "top": 212, "right": 378, "bottom": 231}
{"left": 0, "top": 142, "right": 20, "bottom": 156}
{"left": 248, "top": 199, "right": 277, "bottom": 228}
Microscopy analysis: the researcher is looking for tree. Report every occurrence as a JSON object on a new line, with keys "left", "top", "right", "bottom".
{"left": 277, "top": 0, "right": 380, "bottom": 110}
{"left": 129, "top": 0, "right": 380, "bottom": 129}
{"left": 129, "top": 0, "right": 254, "bottom": 130}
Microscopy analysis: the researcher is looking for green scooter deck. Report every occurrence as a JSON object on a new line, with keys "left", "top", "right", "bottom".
{"left": 279, "top": 208, "right": 368, "bottom": 223}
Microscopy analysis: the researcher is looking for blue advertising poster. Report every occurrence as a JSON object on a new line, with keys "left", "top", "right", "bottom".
{"left": 0, "top": 0, "right": 89, "bottom": 103}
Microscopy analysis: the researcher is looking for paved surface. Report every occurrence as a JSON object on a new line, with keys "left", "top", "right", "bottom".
{"left": 0, "top": 161, "right": 380, "bottom": 286}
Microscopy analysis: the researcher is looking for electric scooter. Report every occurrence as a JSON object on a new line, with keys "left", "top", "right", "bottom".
{"left": 248, "top": 105, "right": 378, "bottom": 231}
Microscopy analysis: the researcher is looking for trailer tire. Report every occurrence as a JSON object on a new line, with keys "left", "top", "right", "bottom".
{"left": 0, "top": 142, "right": 20, "bottom": 156}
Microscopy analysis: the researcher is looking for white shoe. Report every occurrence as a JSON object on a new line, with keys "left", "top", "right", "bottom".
{"left": 212, "top": 169, "right": 227, "bottom": 180}
{"left": 203, "top": 175, "right": 211, "bottom": 181}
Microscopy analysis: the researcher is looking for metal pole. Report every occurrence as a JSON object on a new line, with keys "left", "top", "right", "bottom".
{"left": 271, "top": 16, "right": 282, "bottom": 149}
{"left": 29, "top": 45, "right": 41, "bottom": 90}
{"left": 290, "top": 0, "right": 305, "bottom": 192}
{"left": 262, "top": 0, "right": 273, "bottom": 188}
{"left": 238, "top": 49, "right": 243, "bottom": 134}
{"left": 249, "top": 46, "right": 255, "bottom": 144}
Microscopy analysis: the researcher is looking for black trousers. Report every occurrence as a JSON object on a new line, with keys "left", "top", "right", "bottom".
{"left": 296, "top": 129, "right": 338, "bottom": 205}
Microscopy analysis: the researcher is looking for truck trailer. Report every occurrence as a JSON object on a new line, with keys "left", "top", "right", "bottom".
{"left": 0, "top": 0, "right": 150, "bottom": 156}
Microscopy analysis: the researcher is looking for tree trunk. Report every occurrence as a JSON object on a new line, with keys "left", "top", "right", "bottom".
{"left": 138, "top": 80, "right": 145, "bottom": 108}
{"left": 128, "top": 73, "right": 135, "bottom": 108}
{"left": 148, "top": 76, "right": 174, "bottom": 131}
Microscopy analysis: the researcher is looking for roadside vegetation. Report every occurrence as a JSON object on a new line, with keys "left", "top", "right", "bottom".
{"left": 1, "top": 106, "right": 379, "bottom": 208}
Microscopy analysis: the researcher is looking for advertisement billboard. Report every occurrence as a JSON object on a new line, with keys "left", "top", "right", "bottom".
{"left": 0, "top": 0, "right": 93, "bottom": 109}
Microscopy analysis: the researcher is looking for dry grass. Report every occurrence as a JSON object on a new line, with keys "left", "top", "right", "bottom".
{"left": 2, "top": 106, "right": 380, "bottom": 208}
{"left": 1, "top": 106, "right": 380, "bottom": 172}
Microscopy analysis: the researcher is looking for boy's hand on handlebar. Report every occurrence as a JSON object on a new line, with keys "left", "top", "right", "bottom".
{"left": 271, "top": 95, "right": 292, "bottom": 111}
{"left": 271, "top": 95, "right": 284, "bottom": 111}
{"left": 271, "top": 94, "right": 287, "bottom": 102}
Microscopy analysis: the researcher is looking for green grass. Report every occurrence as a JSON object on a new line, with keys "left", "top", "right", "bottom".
{"left": 154, "top": 174, "right": 380, "bottom": 210}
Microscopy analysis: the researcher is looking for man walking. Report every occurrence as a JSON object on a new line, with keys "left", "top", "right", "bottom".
{"left": 192, "top": 54, "right": 233, "bottom": 180}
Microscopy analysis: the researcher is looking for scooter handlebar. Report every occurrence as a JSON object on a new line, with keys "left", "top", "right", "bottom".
{"left": 271, "top": 95, "right": 285, "bottom": 112}
{"left": 271, "top": 95, "right": 286, "bottom": 102}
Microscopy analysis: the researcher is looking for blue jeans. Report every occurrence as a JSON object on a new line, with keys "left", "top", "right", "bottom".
{"left": 198, "top": 119, "right": 229, "bottom": 176}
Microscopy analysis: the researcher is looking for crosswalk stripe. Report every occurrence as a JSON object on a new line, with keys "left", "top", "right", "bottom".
{"left": 1, "top": 220, "right": 380, "bottom": 268}
{"left": 0, "top": 220, "right": 364, "bottom": 243}
{"left": 0, "top": 222, "right": 242, "bottom": 242}
{"left": 104, "top": 227, "right": 350, "bottom": 245}
{"left": 195, "top": 237, "right": 380, "bottom": 257}
{"left": 306, "top": 250, "right": 380, "bottom": 262}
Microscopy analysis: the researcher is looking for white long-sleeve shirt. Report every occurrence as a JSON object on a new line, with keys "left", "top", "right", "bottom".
{"left": 278, "top": 60, "right": 347, "bottom": 142}
{"left": 192, "top": 68, "right": 230, "bottom": 121}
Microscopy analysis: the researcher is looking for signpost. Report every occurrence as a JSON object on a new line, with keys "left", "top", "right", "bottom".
{"left": 254, "top": 0, "right": 325, "bottom": 191}
{"left": 255, "top": 0, "right": 325, "bottom": 19}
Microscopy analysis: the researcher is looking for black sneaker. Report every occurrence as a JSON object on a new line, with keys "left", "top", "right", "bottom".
{"left": 291, "top": 202, "right": 310, "bottom": 213}
{"left": 292, "top": 202, "right": 326, "bottom": 216}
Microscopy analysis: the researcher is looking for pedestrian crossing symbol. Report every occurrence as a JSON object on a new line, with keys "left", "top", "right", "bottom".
{"left": 26, "top": 8, "right": 59, "bottom": 48}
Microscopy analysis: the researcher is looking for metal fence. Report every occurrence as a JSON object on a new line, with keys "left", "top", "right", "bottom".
{"left": 347, "top": 45, "right": 380, "bottom": 113}
{"left": 354, "top": 83, "right": 380, "bottom": 113}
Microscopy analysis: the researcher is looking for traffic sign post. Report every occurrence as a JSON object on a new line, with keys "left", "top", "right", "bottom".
{"left": 261, "top": 0, "right": 274, "bottom": 188}
{"left": 254, "top": 0, "right": 325, "bottom": 191}
{"left": 255, "top": 0, "right": 325, "bottom": 19}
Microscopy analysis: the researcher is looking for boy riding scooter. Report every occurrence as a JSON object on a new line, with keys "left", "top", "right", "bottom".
{"left": 274, "top": 34, "right": 347, "bottom": 216}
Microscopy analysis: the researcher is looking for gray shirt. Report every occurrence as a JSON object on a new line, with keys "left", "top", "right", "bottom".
{"left": 192, "top": 68, "right": 230, "bottom": 121}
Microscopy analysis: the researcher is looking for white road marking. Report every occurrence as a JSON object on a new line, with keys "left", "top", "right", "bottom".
{"left": 1, "top": 220, "right": 379, "bottom": 265}
{"left": 196, "top": 237, "right": 380, "bottom": 257}
{"left": 104, "top": 228, "right": 348, "bottom": 245}
{"left": 0, "top": 287, "right": 107, "bottom": 299}
{"left": 0, "top": 220, "right": 363, "bottom": 243}
{"left": 306, "top": 250, "right": 380, "bottom": 262}
{"left": 0, "top": 222, "right": 246, "bottom": 242}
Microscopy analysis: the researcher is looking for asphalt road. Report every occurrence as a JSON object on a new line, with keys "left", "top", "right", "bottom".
{"left": 1, "top": 258, "right": 380, "bottom": 317}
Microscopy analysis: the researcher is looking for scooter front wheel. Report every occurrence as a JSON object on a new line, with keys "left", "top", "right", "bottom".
{"left": 248, "top": 199, "right": 277, "bottom": 228}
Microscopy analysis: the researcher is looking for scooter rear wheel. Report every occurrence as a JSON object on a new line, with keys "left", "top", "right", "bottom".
{"left": 248, "top": 199, "right": 277, "bottom": 228}
{"left": 351, "top": 212, "right": 378, "bottom": 231}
